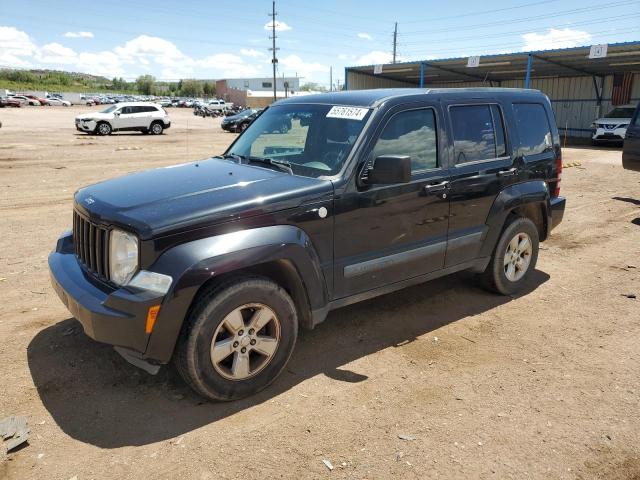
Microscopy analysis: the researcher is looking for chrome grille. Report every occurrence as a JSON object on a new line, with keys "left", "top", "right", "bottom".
{"left": 73, "top": 210, "right": 110, "bottom": 280}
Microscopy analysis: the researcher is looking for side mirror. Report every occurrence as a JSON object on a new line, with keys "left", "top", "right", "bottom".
{"left": 114, "top": 112, "right": 120, "bottom": 116}
{"left": 367, "top": 155, "right": 411, "bottom": 184}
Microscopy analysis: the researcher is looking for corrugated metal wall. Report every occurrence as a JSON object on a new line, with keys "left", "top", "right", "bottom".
{"left": 346, "top": 71, "right": 640, "bottom": 138}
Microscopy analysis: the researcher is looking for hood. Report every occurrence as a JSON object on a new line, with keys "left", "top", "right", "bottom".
{"left": 76, "top": 112, "right": 113, "bottom": 120}
{"left": 74, "top": 157, "right": 333, "bottom": 239}
{"left": 223, "top": 112, "right": 253, "bottom": 122}
{"left": 595, "top": 117, "right": 632, "bottom": 124}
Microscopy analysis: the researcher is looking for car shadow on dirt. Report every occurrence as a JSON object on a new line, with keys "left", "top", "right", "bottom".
{"left": 27, "top": 270, "right": 549, "bottom": 448}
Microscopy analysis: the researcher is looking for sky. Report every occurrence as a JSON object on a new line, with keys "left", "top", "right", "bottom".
{"left": 1, "top": 0, "right": 639, "bottom": 88}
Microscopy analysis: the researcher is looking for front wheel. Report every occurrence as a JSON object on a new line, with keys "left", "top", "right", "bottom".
{"left": 96, "top": 122, "right": 112, "bottom": 135}
{"left": 174, "top": 277, "right": 298, "bottom": 401}
{"left": 480, "top": 216, "right": 539, "bottom": 295}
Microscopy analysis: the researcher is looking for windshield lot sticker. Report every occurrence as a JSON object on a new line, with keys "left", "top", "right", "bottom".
{"left": 326, "top": 106, "right": 369, "bottom": 121}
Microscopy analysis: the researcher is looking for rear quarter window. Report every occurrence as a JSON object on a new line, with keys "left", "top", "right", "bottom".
{"left": 512, "top": 103, "right": 553, "bottom": 156}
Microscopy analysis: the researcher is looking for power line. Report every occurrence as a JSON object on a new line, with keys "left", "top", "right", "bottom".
{"left": 402, "top": 0, "right": 639, "bottom": 35}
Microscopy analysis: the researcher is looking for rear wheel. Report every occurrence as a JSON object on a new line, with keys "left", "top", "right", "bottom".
{"left": 150, "top": 122, "right": 164, "bottom": 135}
{"left": 174, "top": 277, "right": 298, "bottom": 401}
{"left": 96, "top": 122, "right": 112, "bottom": 136}
{"left": 480, "top": 216, "right": 539, "bottom": 295}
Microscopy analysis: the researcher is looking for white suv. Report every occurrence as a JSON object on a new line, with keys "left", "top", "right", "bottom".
{"left": 75, "top": 102, "right": 171, "bottom": 135}
{"left": 591, "top": 106, "right": 637, "bottom": 145}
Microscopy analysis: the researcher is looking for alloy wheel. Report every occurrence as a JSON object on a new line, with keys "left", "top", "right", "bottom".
{"left": 503, "top": 232, "right": 533, "bottom": 282}
{"left": 210, "top": 303, "right": 281, "bottom": 381}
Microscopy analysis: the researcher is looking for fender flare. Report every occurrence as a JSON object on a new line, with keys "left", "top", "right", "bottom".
{"left": 143, "top": 225, "right": 328, "bottom": 363}
{"left": 479, "top": 180, "right": 551, "bottom": 259}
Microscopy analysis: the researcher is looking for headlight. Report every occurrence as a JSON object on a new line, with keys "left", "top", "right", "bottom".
{"left": 109, "top": 229, "right": 138, "bottom": 285}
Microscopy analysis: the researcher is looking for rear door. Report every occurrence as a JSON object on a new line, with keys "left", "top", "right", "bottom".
{"left": 444, "top": 101, "right": 517, "bottom": 266}
{"left": 623, "top": 104, "right": 640, "bottom": 171}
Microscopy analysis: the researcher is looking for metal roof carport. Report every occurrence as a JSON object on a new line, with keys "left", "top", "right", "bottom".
{"left": 345, "top": 41, "right": 640, "bottom": 139}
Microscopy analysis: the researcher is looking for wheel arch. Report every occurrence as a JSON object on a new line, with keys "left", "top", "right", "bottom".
{"left": 143, "top": 225, "right": 328, "bottom": 363}
{"left": 479, "top": 180, "right": 551, "bottom": 259}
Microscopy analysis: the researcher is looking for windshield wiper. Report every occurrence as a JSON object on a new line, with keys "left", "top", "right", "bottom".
{"left": 246, "top": 156, "right": 294, "bottom": 174}
{"left": 215, "top": 153, "right": 243, "bottom": 163}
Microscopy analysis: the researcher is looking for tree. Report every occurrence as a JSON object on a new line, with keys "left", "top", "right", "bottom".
{"left": 299, "top": 82, "right": 327, "bottom": 92}
{"left": 180, "top": 79, "right": 204, "bottom": 97}
{"left": 135, "top": 75, "right": 156, "bottom": 95}
{"left": 202, "top": 81, "right": 215, "bottom": 97}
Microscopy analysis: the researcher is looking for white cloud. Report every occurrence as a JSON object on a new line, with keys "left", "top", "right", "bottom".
{"left": 357, "top": 33, "right": 372, "bottom": 41}
{"left": 353, "top": 50, "right": 394, "bottom": 66}
{"left": 279, "top": 54, "right": 328, "bottom": 81}
{"left": 0, "top": 26, "right": 37, "bottom": 67}
{"left": 1, "top": 26, "right": 345, "bottom": 81}
{"left": 522, "top": 28, "right": 591, "bottom": 51}
{"left": 264, "top": 21, "right": 292, "bottom": 32}
{"left": 63, "top": 31, "right": 93, "bottom": 38}
{"left": 240, "top": 48, "right": 266, "bottom": 58}
{"left": 198, "top": 53, "right": 260, "bottom": 77}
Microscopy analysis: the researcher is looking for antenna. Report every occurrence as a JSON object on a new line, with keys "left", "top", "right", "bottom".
{"left": 268, "top": 1, "right": 279, "bottom": 102}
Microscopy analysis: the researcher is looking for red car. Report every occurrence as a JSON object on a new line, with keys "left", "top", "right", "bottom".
{"left": 22, "top": 94, "right": 50, "bottom": 106}
{"left": 0, "top": 97, "right": 21, "bottom": 108}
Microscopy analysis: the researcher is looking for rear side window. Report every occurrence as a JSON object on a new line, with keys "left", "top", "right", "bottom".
{"left": 371, "top": 108, "right": 438, "bottom": 172}
{"left": 450, "top": 104, "right": 506, "bottom": 164}
{"left": 512, "top": 103, "right": 553, "bottom": 156}
{"left": 632, "top": 106, "right": 640, "bottom": 127}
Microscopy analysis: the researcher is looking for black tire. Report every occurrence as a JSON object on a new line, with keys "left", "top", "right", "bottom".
{"left": 239, "top": 122, "right": 248, "bottom": 132}
{"left": 149, "top": 121, "right": 164, "bottom": 135}
{"left": 174, "top": 277, "right": 298, "bottom": 401}
{"left": 95, "top": 122, "right": 112, "bottom": 136}
{"left": 480, "top": 216, "right": 539, "bottom": 295}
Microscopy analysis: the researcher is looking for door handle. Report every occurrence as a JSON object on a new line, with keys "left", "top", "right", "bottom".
{"left": 497, "top": 167, "right": 517, "bottom": 177}
{"left": 424, "top": 181, "right": 450, "bottom": 194}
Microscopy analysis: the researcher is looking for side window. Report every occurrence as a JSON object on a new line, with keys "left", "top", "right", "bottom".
{"left": 450, "top": 104, "right": 504, "bottom": 163}
{"left": 632, "top": 106, "right": 640, "bottom": 127}
{"left": 120, "top": 106, "right": 131, "bottom": 114}
{"left": 371, "top": 108, "right": 438, "bottom": 172}
{"left": 512, "top": 103, "right": 553, "bottom": 156}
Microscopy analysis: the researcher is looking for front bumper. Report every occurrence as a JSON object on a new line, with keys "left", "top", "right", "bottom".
{"left": 75, "top": 119, "right": 96, "bottom": 132}
{"left": 221, "top": 122, "right": 236, "bottom": 131}
{"left": 549, "top": 196, "right": 566, "bottom": 231}
{"left": 163, "top": 120, "right": 171, "bottom": 129}
{"left": 48, "top": 232, "right": 164, "bottom": 355}
{"left": 593, "top": 127, "right": 626, "bottom": 141}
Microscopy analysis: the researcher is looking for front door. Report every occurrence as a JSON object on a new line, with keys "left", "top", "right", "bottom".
{"left": 623, "top": 104, "right": 640, "bottom": 171}
{"left": 333, "top": 103, "right": 450, "bottom": 298}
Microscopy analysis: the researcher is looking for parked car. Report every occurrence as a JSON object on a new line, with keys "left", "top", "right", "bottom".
{"left": 23, "top": 94, "right": 50, "bottom": 106}
{"left": 221, "top": 108, "right": 261, "bottom": 132}
{"left": 0, "top": 97, "right": 21, "bottom": 108}
{"left": 9, "top": 95, "right": 40, "bottom": 106}
{"left": 622, "top": 103, "right": 640, "bottom": 172}
{"left": 49, "top": 88, "right": 565, "bottom": 401}
{"left": 591, "top": 106, "right": 637, "bottom": 145}
{"left": 74, "top": 102, "right": 171, "bottom": 135}
{"left": 46, "top": 97, "right": 71, "bottom": 107}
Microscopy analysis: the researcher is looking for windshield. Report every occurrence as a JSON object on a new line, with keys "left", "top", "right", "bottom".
{"left": 604, "top": 107, "right": 636, "bottom": 118}
{"left": 101, "top": 105, "right": 118, "bottom": 113}
{"left": 227, "top": 104, "right": 370, "bottom": 177}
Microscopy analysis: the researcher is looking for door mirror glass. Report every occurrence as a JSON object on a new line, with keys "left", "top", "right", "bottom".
{"left": 368, "top": 155, "right": 411, "bottom": 184}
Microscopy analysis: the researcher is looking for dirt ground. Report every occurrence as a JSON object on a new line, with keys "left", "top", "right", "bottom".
{"left": 1, "top": 106, "right": 639, "bottom": 480}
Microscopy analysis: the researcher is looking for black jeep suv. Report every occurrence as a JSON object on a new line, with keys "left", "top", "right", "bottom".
{"left": 49, "top": 88, "right": 565, "bottom": 401}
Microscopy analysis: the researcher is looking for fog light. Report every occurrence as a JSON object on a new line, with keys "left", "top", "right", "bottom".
{"left": 128, "top": 270, "right": 173, "bottom": 295}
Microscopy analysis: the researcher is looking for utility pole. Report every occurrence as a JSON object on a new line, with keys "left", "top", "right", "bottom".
{"left": 269, "top": 1, "right": 279, "bottom": 102}
{"left": 392, "top": 22, "right": 398, "bottom": 64}
{"left": 329, "top": 66, "right": 333, "bottom": 92}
